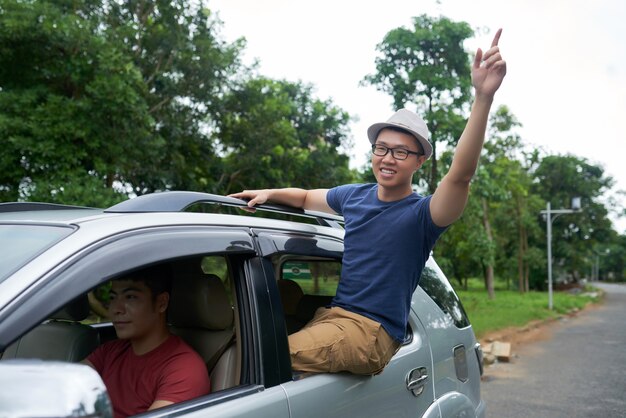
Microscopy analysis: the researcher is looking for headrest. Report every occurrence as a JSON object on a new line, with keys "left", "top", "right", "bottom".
{"left": 50, "top": 295, "right": 90, "bottom": 321}
{"left": 169, "top": 272, "right": 233, "bottom": 330}
{"left": 277, "top": 280, "right": 303, "bottom": 315}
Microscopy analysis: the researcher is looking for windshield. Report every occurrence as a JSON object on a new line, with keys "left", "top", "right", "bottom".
{"left": 0, "top": 224, "right": 74, "bottom": 283}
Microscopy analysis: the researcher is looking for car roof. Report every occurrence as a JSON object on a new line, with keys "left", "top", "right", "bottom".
{"left": 0, "top": 192, "right": 345, "bottom": 237}
{"left": 0, "top": 192, "right": 345, "bottom": 310}
{"left": 0, "top": 208, "right": 103, "bottom": 222}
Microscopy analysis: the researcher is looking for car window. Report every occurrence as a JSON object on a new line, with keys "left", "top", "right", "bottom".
{"left": 87, "top": 255, "right": 232, "bottom": 326}
{"left": 0, "top": 224, "right": 73, "bottom": 283}
{"left": 281, "top": 260, "right": 341, "bottom": 296}
{"left": 201, "top": 255, "right": 233, "bottom": 302}
{"left": 419, "top": 259, "right": 471, "bottom": 328}
{"left": 275, "top": 257, "right": 342, "bottom": 336}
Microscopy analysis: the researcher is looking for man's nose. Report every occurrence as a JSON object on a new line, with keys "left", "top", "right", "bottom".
{"left": 382, "top": 150, "right": 396, "bottom": 163}
{"left": 108, "top": 298, "right": 124, "bottom": 315}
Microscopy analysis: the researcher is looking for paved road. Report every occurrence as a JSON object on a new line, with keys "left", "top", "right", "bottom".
{"left": 480, "top": 282, "right": 626, "bottom": 418}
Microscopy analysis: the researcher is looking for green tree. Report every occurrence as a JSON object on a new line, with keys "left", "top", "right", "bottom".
{"left": 601, "top": 237, "right": 626, "bottom": 281}
{"left": 0, "top": 0, "right": 243, "bottom": 205}
{"left": 436, "top": 106, "right": 545, "bottom": 297}
{"left": 103, "top": 0, "right": 244, "bottom": 193}
{"left": 434, "top": 191, "right": 491, "bottom": 291}
{"left": 216, "top": 77, "right": 355, "bottom": 193}
{"left": 0, "top": 0, "right": 154, "bottom": 205}
{"left": 484, "top": 106, "right": 544, "bottom": 293}
{"left": 532, "top": 155, "right": 615, "bottom": 284}
{"left": 363, "top": 14, "right": 474, "bottom": 193}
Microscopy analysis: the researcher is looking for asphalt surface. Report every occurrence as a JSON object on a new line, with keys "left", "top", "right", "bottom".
{"left": 480, "top": 282, "right": 626, "bottom": 418}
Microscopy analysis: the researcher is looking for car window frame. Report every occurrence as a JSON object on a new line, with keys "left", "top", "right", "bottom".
{"left": 0, "top": 226, "right": 255, "bottom": 351}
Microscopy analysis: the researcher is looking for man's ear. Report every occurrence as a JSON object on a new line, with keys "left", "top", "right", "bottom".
{"left": 156, "top": 292, "right": 169, "bottom": 313}
{"left": 414, "top": 155, "right": 428, "bottom": 171}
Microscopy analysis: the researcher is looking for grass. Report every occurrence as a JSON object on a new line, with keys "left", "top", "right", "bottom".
{"left": 453, "top": 279, "right": 601, "bottom": 338}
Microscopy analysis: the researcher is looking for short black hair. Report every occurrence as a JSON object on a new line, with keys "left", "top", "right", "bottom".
{"left": 119, "top": 264, "right": 172, "bottom": 299}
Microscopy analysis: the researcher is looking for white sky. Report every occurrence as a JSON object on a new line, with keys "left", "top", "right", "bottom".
{"left": 209, "top": 0, "right": 626, "bottom": 232}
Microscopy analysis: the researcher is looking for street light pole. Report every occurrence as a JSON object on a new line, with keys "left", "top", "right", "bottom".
{"left": 546, "top": 202, "right": 553, "bottom": 309}
{"left": 540, "top": 199, "right": 581, "bottom": 310}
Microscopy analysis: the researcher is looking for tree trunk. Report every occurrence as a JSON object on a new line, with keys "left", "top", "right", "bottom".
{"left": 523, "top": 226, "right": 530, "bottom": 292}
{"left": 481, "top": 197, "right": 496, "bottom": 299}
{"left": 481, "top": 262, "right": 495, "bottom": 299}
{"left": 518, "top": 231, "right": 524, "bottom": 292}
{"left": 430, "top": 142, "right": 438, "bottom": 194}
{"left": 311, "top": 263, "right": 320, "bottom": 294}
{"left": 106, "top": 172, "right": 114, "bottom": 189}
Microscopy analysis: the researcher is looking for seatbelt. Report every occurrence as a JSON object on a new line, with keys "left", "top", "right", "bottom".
{"left": 207, "top": 330, "right": 235, "bottom": 372}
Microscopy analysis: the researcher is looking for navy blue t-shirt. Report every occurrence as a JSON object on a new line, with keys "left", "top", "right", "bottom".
{"left": 327, "top": 183, "right": 447, "bottom": 342}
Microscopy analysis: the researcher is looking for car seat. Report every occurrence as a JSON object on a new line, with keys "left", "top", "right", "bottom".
{"left": 277, "top": 279, "right": 305, "bottom": 334}
{"left": 168, "top": 263, "right": 237, "bottom": 391}
{"left": 1, "top": 295, "right": 99, "bottom": 362}
{"left": 295, "top": 294, "right": 335, "bottom": 325}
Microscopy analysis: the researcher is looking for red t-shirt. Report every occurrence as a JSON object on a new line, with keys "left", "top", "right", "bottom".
{"left": 88, "top": 335, "right": 211, "bottom": 418}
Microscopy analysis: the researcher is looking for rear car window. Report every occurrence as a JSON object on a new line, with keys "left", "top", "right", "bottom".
{"left": 282, "top": 260, "right": 341, "bottom": 296}
{"left": 0, "top": 224, "right": 74, "bottom": 283}
{"left": 419, "top": 260, "right": 470, "bottom": 328}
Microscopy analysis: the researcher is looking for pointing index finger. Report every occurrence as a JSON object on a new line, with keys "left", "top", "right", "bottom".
{"left": 491, "top": 28, "right": 502, "bottom": 47}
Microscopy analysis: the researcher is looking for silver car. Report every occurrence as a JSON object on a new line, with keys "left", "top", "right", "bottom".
{"left": 0, "top": 191, "right": 485, "bottom": 418}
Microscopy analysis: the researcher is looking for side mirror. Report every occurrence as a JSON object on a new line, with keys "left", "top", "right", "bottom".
{"left": 0, "top": 359, "right": 113, "bottom": 418}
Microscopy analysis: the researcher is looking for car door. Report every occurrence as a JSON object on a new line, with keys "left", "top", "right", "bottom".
{"left": 254, "top": 230, "right": 439, "bottom": 418}
{"left": 0, "top": 226, "right": 290, "bottom": 418}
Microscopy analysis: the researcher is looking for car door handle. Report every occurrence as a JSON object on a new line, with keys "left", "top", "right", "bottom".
{"left": 406, "top": 367, "right": 429, "bottom": 396}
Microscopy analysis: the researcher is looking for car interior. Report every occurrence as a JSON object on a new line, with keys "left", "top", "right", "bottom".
{"left": 0, "top": 254, "right": 342, "bottom": 409}
{"left": 274, "top": 256, "right": 340, "bottom": 335}
{"left": 167, "top": 257, "right": 239, "bottom": 392}
{"left": 0, "top": 255, "right": 241, "bottom": 394}
{"left": 2, "top": 294, "right": 99, "bottom": 362}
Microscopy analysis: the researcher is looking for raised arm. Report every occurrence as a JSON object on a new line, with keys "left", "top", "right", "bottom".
{"left": 430, "top": 28, "right": 507, "bottom": 227}
{"left": 229, "top": 188, "right": 333, "bottom": 214}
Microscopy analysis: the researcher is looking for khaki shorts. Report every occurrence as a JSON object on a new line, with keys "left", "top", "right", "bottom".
{"left": 288, "top": 306, "right": 400, "bottom": 375}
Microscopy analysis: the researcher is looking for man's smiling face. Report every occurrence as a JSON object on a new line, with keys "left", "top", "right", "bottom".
{"left": 372, "top": 128, "right": 426, "bottom": 197}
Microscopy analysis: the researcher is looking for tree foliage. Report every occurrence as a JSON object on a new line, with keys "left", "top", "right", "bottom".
{"left": 0, "top": 0, "right": 156, "bottom": 205}
{"left": 0, "top": 0, "right": 355, "bottom": 206}
{"left": 102, "top": 0, "right": 245, "bottom": 194}
{"left": 215, "top": 77, "right": 355, "bottom": 193}
{"left": 433, "top": 105, "right": 624, "bottom": 291}
{"left": 531, "top": 154, "right": 616, "bottom": 283}
{"left": 363, "top": 14, "right": 474, "bottom": 192}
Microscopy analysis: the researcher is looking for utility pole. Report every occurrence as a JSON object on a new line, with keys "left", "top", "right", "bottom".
{"left": 540, "top": 198, "right": 581, "bottom": 310}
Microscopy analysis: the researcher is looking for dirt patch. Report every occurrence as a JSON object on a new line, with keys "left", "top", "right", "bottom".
{"left": 479, "top": 318, "right": 559, "bottom": 350}
{"left": 479, "top": 301, "right": 603, "bottom": 352}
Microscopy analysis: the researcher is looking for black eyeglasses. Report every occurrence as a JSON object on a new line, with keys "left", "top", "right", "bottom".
{"left": 371, "top": 144, "right": 421, "bottom": 160}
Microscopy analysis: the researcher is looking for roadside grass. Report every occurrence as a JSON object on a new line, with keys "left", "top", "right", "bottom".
{"left": 453, "top": 278, "right": 601, "bottom": 338}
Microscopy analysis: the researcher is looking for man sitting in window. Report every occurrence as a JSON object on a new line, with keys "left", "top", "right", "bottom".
{"left": 83, "top": 266, "right": 211, "bottom": 417}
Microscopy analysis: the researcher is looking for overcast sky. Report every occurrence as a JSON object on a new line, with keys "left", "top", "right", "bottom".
{"left": 209, "top": 0, "right": 626, "bottom": 232}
